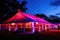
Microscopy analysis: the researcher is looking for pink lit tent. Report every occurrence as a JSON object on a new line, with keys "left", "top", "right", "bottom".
{"left": 1, "top": 11, "right": 57, "bottom": 33}
{"left": 26, "top": 14, "right": 50, "bottom": 23}
{"left": 3, "top": 11, "right": 50, "bottom": 23}
{"left": 2, "top": 11, "right": 38, "bottom": 34}
{"left": 26, "top": 14, "right": 58, "bottom": 31}
{"left": 3, "top": 12, "right": 37, "bottom": 23}
{"left": 3, "top": 11, "right": 50, "bottom": 32}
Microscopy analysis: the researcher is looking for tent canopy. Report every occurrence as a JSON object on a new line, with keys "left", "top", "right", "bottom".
{"left": 3, "top": 11, "right": 37, "bottom": 23}
{"left": 26, "top": 14, "right": 50, "bottom": 23}
{"left": 3, "top": 11, "right": 52, "bottom": 24}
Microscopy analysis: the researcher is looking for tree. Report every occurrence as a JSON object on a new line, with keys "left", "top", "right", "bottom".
{"left": 0, "top": 0, "right": 27, "bottom": 23}
{"left": 35, "top": 13, "right": 48, "bottom": 20}
{"left": 48, "top": 15, "right": 60, "bottom": 23}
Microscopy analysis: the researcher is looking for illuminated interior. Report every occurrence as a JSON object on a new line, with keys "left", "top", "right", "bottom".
{"left": 11, "top": 23, "right": 16, "bottom": 28}
{"left": 5, "top": 24, "right": 9, "bottom": 29}
{"left": 1, "top": 11, "right": 58, "bottom": 34}
{"left": 45, "top": 24, "right": 50, "bottom": 31}
{"left": 50, "top": 24, "right": 55, "bottom": 30}
{"left": 25, "top": 22, "right": 32, "bottom": 32}
{"left": 26, "top": 22, "right": 32, "bottom": 28}
{"left": 18, "top": 23, "right": 23, "bottom": 28}
{"left": 10, "top": 23, "right": 16, "bottom": 31}
{"left": 39, "top": 24, "right": 43, "bottom": 31}
{"left": 35, "top": 22, "right": 39, "bottom": 32}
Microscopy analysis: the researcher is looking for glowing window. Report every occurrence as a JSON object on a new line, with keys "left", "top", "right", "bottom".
{"left": 18, "top": 23, "right": 23, "bottom": 28}
{"left": 35, "top": 22, "right": 39, "bottom": 28}
{"left": 36, "top": 22, "right": 38, "bottom": 24}
{"left": 11, "top": 23, "right": 16, "bottom": 28}
{"left": 45, "top": 24, "right": 49, "bottom": 31}
{"left": 25, "top": 22, "right": 32, "bottom": 32}
{"left": 40, "top": 24, "right": 43, "bottom": 27}
{"left": 6, "top": 24, "right": 9, "bottom": 29}
{"left": 45, "top": 24, "right": 49, "bottom": 29}
{"left": 46, "top": 24, "right": 49, "bottom": 27}
{"left": 26, "top": 22, "right": 32, "bottom": 28}
{"left": 39, "top": 24, "right": 43, "bottom": 30}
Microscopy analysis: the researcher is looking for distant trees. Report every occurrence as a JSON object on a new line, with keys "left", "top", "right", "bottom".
{"left": 48, "top": 15, "right": 60, "bottom": 23}
{"left": 35, "top": 13, "right": 48, "bottom": 20}
{"left": 35, "top": 13, "right": 48, "bottom": 18}
{"left": 0, "top": 0, "right": 27, "bottom": 23}
{"left": 35, "top": 13, "right": 60, "bottom": 23}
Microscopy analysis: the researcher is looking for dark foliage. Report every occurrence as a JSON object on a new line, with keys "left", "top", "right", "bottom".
{"left": 0, "top": 0, "right": 27, "bottom": 23}
{"left": 35, "top": 13, "right": 60, "bottom": 23}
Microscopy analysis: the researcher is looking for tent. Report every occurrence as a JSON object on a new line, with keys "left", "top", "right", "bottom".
{"left": 4, "top": 12, "right": 37, "bottom": 23}
{"left": 26, "top": 14, "right": 50, "bottom": 23}
{"left": 25, "top": 14, "right": 58, "bottom": 31}
{"left": 2, "top": 11, "right": 37, "bottom": 34}
{"left": 0, "top": 11, "right": 58, "bottom": 34}
{"left": 3, "top": 11, "right": 50, "bottom": 32}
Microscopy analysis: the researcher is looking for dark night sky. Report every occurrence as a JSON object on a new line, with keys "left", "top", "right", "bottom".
{"left": 19, "top": 0, "right": 60, "bottom": 17}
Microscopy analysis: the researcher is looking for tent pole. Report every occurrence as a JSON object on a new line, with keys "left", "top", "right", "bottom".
{"left": 9, "top": 24, "right": 11, "bottom": 31}
{"left": 14, "top": 23, "right": 18, "bottom": 31}
{"left": 32, "top": 22, "right": 35, "bottom": 33}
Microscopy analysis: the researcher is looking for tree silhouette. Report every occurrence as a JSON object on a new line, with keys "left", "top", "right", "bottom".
{"left": 35, "top": 13, "right": 60, "bottom": 23}
{"left": 48, "top": 15, "right": 60, "bottom": 23}
{"left": 35, "top": 13, "right": 48, "bottom": 21}
{"left": 0, "top": 0, "right": 27, "bottom": 23}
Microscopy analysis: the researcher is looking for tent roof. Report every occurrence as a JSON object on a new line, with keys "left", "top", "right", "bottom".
{"left": 3, "top": 11, "right": 37, "bottom": 23}
{"left": 26, "top": 14, "right": 50, "bottom": 23}
{"left": 3, "top": 11, "right": 52, "bottom": 24}
{"left": 26, "top": 14, "right": 57, "bottom": 27}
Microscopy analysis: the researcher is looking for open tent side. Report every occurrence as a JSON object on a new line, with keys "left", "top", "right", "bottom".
{"left": 0, "top": 11, "right": 58, "bottom": 34}
{"left": 26, "top": 14, "right": 58, "bottom": 31}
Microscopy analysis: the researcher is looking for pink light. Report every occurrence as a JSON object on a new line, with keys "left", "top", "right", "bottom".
{"left": 26, "top": 14, "right": 50, "bottom": 24}
{"left": 14, "top": 24, "right": 18, "bottom": 31}
{"left": 58, "top": 24, "right": 60, "bottom": 26}
{"left": 9, "top": 24, "right": 11, "bottom": 31}
{"left": 49, "top": 30, "right": 60, "bottom": 32}
{"left": 45, "top": 24, "right": 50, "bottom": 31}
{"left": 4, "top": 11, "right": 26, "bottom": 23}
{"left": 32, "top": 22, "right": 35, "bottom": 33}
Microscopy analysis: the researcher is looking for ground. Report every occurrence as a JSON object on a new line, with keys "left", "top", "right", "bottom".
{"left": 0, "top": 30, "right": 60, "bottom": 40}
